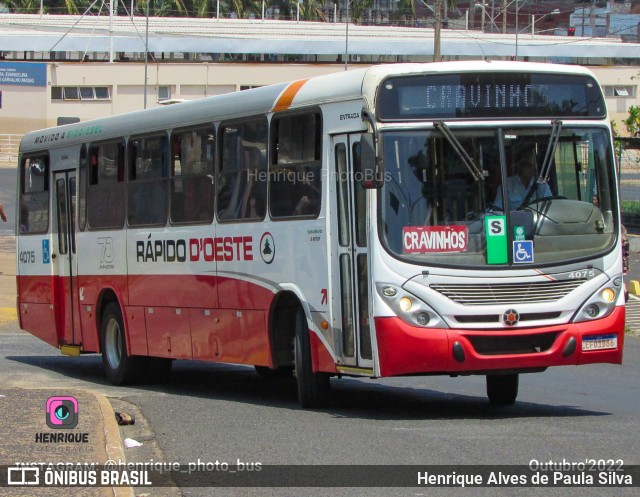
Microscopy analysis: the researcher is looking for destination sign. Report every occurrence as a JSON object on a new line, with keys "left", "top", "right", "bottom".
{"left": 377, "top": 73, "right": 605, "bottom": 120}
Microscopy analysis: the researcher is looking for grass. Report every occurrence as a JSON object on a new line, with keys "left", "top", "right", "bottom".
{"left": 622, "top": 200, "right": 640, "bottom": 214}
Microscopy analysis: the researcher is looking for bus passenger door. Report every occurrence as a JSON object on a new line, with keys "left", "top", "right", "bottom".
{"left": 331, "top": 134, "right": 373, "bottom": 370}
{"left": 52, "top": 170, "right": 81, "bottom": 347}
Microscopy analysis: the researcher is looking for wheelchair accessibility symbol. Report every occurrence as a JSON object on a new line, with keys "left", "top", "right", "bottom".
{"left": 513, "top": 240, "right": 534, "bottom": 263}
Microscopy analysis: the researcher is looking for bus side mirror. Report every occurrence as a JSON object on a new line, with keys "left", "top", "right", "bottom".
{"left": 360, "top": 133, "right": 383, "bottom": 189}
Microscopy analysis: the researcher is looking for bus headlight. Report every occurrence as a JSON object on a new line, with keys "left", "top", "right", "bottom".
{"left": 573, "top": 278, "right": 621, "bottom": 323}
{"left": 399, "top": 297, "right": 413, "bottom": 312}
{"left": 376, "top": 283, "right": 446, "bottom": 329}
{"left": 601, "top": 288, "right": 616, "bottom": 303}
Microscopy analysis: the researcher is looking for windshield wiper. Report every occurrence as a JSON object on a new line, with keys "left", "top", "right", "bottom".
{"left": 434, "top": 121, "right": 487, "bottom": 182}
{"left": 520, "top": 119, "right": 563, "bottom": 208}
{"left": 539, "top": 120, "right": 563, "bottom": 183}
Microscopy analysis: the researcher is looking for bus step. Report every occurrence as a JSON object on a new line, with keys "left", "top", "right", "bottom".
{"left": 60, "top": 345, "right": 81, "bottom": 357}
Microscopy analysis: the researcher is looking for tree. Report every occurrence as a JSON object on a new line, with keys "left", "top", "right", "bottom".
{"left": 190, "top": 0, "right": 213, "bottom": 17}
{"left": 623, "top": 105, "right": 640, "bottom": 138}
{"left": 3, "top": 0, "right": 80, "bottom": 14}
{"left": 136, "top": 0, "right": 189, "bottom": 16}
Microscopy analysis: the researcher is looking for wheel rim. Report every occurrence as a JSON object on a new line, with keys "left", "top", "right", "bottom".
{"left": 104, "top": 318, "right": 122, "bottom": 370}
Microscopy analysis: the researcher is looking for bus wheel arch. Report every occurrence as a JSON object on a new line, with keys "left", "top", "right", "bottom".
{"left": 294, "top": 305, "right": 330, "bottom": 407}
{"left": 268, "top": 289, "right": 330, "bottom": 407}
{"left": 267, "top": 291, "right": 299, "bottom": 372}
{"left": 97, "top": 292, "right": 145, "bottom": 385}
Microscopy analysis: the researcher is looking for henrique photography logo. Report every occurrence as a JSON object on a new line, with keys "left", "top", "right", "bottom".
{"left": 45, "top": 396, "right": 78, "bottom": 429}
{"left": 36, "top": 396, "right": 89, "bottom": 443}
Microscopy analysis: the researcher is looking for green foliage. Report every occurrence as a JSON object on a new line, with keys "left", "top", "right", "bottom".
{"left": 622, "top": 200, "right": 640, "bottom": 214}
{"left": 623, "top": 105, "right": 640, "bottom": 138}
{"left": 397, "top": 0, "right": 414, "bottom": 17}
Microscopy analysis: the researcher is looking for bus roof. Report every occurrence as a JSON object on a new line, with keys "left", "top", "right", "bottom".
{"left": 20, "top": 61, "right": 598, "bottom": 153}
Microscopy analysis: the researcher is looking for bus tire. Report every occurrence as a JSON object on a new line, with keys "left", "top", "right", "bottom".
{"left": 101, "top": 302, "right": 146, "bottom": 385}
{"left": 294, "top": 308, "right": 330, "bottom": 408}
{"left": 486, "top": 374, "right": 519, "bottom": 405}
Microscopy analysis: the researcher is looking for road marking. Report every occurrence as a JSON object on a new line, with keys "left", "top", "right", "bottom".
{"left": 0, "top": 307, "right": 17, "bottom": 324}
{"left": 626, "top": 295, "right": 640, "bottom": 334}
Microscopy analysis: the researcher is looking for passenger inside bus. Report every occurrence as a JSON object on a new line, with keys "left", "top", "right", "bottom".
{"left": 218, "top": 145, "right": 265, "bottom": 220}
{"left": 239, "top": 147, "right": 265, "bottom": 219}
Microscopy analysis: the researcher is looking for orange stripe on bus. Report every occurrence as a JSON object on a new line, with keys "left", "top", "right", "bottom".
{"left": 272, "top": 79, "right": 309, "bottom": 112}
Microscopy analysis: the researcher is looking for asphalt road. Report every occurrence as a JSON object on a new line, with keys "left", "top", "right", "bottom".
{"left": 1, "top": 325, "right": 639, "bottom": 497}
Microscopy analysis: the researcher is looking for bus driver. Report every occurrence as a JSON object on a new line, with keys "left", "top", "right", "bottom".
{"left": 492, "top": 151, "right": 551, "bottom": 210}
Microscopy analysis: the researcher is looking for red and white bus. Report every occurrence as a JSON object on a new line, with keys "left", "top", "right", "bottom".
{"left": 16, "top": 61, "right": 625, "bottom": 406}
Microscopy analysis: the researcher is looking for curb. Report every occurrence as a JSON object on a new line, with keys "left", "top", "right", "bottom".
{"left": 95, "top": 392, "right": 134, "bottom": 497}
{"left": 0, "top": 307, "right": 17, "bottom": 324}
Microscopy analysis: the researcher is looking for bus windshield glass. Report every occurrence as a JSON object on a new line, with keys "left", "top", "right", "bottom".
{"left": 379, "top": 125, "right": 617, "bottom": 267}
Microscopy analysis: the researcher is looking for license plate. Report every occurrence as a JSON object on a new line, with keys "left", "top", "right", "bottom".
{"left": 582, "top": 334, "right": 618, "bottom": 351}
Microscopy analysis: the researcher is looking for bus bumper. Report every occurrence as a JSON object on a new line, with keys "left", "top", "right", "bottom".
{"left": 375, "top": 306, "right": 625, "bottom": 377}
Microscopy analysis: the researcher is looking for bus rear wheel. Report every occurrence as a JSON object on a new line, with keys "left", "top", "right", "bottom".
{"left": 486, "top": 374, "right": 519, "bottom": 405}
{"left": 101, "top": 302, "right": 146, "bottom": 385}
{"left": 294, "top": 308, "right": 330, "bottom": 408}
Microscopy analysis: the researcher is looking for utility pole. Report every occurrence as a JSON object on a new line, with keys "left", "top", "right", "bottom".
{"left": 503, "top": 0, "right": 507, "bottom": 33}
{"left": 434, "top": 0, "right": 442, "bottom": 62}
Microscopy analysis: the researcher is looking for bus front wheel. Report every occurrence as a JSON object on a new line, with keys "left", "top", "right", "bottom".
{"left": 486, "top": 374, "right": 519, "bottom": 405}
{"left": 294, "top": 308, "right": 330, "bottom": 408}
{"left": 101, "top": 302, "right": 146, "bottom": 385}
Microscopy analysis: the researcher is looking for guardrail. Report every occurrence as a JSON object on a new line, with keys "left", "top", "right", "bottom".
{"left": 0, "top": 134, "right": 21, "bottom": 163}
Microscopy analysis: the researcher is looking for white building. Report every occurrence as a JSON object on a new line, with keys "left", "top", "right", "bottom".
{"left": 0, "top": 13, "right": 639, "bottom": 136}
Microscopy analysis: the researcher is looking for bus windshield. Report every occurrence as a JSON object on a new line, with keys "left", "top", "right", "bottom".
{"left": 379, "top": 125, "right": 617, "bottom": 267}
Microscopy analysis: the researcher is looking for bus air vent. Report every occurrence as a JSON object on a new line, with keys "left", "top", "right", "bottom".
{"left": 466, "top": 332, "right": 559, "bottom": 356}
{"left": 430, "top": 280, "right": 586, "bottom": 306}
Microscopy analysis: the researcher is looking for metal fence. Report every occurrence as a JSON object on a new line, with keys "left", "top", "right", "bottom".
{"left": 619, "top": 144, "right": 640, "bottom": 234}
{"left": 0, "top": 134, "right": 21, "bottom": 164}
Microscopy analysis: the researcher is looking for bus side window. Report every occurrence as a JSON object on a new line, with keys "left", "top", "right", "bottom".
{"left": 128, "top": 135, "right": 168, "bottom": 227}
{"left": 78, "top": 145, "right": 87, "bottom": 231}
{"left": 170, "top": 126, "right": 215, "bottom": 224}
{"left": 19, "top": 154, "right": 49, "bottom": 234}
{"left": 87, "top": 141, "right": 125, "bottom": 230}
{"left": 269, "top": 111, "right": 321, "bottom": 218}
{"left": 217, "top": 117, "right": 267, "bottom": 222}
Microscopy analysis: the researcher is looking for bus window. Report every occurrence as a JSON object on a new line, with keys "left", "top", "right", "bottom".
{"left": 87, "top": 141, "right": 125, "bottom": 230}
{"left": 19, "top": 154, "right": 49, "bottom": 234}
{"left": 78, "top": 145, "right": 87, "bottom": 231}
{"left": 217, "top": 118, "right": 267, "bottom": 221}
{"left": 170, "top": 126, "right": 215, "bottom": 224}
{"left": 269, "top": 112, "right": 321, "bottom": 218}
{"left": 128, "top": 134, "right": 168, "bottom": 227}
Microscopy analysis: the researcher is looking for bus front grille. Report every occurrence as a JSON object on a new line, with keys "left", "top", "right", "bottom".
{"left": 454, "top": 312, "right": 562, "bottom": 324}
{"left": 466, "top": 332, "right": 559, "bottom": 356}
{"left": 430, "top": 280, "right": 586, "bottom": 306}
